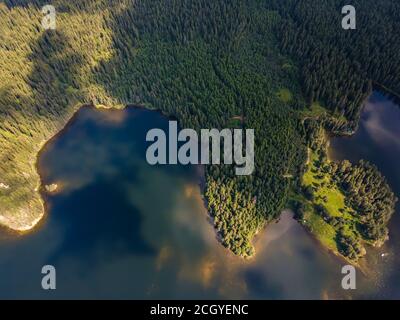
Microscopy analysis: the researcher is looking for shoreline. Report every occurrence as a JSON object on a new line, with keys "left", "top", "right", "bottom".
{"left": 299, "top": 93, "right": 400, "bottom": 275}
{"left": 2, "top": 89, "right": 397, "bottom": 276}
{"left": 0, "top": 102, "right": 153, "bottom": 233}
{"left": 0, "top": 87, "right": 373, "bottom": 235}
{"left": 301, "top": 144, "right": 371, "bottom": 274}
{"left": 0, "top": 101, "right": 193, "bottom": 234}
{"left": 300, "top": 218, "right": 369, "bottom": 276}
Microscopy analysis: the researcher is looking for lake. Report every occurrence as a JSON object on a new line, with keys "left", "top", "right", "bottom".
{"left": 330, "top": 91, "right": 400, "bottom": 299}
{"left": 0, "top": 93, "right": 399, "bottom": 299}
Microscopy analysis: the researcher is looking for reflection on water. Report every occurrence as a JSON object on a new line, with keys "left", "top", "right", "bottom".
{"left": 0, "top": 96, "right": 399, "bottom": 299}
{"left": 330, "top": 92, "right": 400, "bottom": 299}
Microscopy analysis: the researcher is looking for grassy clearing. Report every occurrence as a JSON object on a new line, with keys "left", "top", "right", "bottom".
{"left": 297, "top": 148, "right": 364, "bottom": 260}
{"left": 302, "top": 151, "right": 355, "bottom": 220}
{"left": 300, "top": 101, "right": 327, "bottom": 118}
{"left": 276, "top": 88, "right": 293, "bottom": 103}
{"left": 290, "top": 189, "right": 338, "bottom": 252}
{"left": 301, "top": 101, "right": 348, "bottom": 123}
{"left": 303, "top": 206, "right": 338, "bottom": 252}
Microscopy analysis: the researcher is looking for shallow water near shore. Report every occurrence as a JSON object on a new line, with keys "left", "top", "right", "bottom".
{"left": 0, "top": 95, "right": 399, "bottom": 299}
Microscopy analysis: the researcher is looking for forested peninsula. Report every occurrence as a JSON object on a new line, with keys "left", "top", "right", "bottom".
{"left": 1, "top": 0, "right": 399, "bottom": 262}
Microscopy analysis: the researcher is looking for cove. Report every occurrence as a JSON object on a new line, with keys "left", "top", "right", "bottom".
{"left": 330, "top": 91, "right": 400, "bottom": 299}
{"left": 0, "top": 99, "right": 398, "bottom": 299}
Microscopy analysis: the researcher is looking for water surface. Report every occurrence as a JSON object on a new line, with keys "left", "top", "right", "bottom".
{"left": 0, "top": 97, "right": 398, "bottom": 299}
{"left": 330, "top": 92, "right": 400, "bottom": 299}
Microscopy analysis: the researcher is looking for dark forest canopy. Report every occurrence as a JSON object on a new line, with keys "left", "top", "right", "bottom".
{"left": 0, "top": 0, "right": 399, "bottom": 258}
{"left": 268, "top": 0, "right": 400, "bottom": 124}
{"left": 334, "top": 160, "right": 397, "bottom": 243}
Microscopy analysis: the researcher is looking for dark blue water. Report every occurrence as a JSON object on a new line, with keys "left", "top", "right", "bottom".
{"left": 1, "top": 99, "right": 398, "bottom": 299}
{"left": 330, "top": 92, "right": 400, "bottom": 299}
{"left": 0, "top": 107, "right": 212, "bottom": 299}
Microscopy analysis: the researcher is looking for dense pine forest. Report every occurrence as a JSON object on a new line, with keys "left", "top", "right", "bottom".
{"left": 0, "top": 0, "right": 399, "bottom": 258}
{"left": 268, "top": 0, "right": 400, "bottom": 128}
{"left": 334, "top": 160, "right": 397, "bottom": 245}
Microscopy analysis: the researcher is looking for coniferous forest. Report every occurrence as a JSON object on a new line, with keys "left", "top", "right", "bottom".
{"left": 269, "top": 0, "right": 400, "bottom": 126}
{"left": 0, "top": 0, "right": 399, "bottom": 259}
